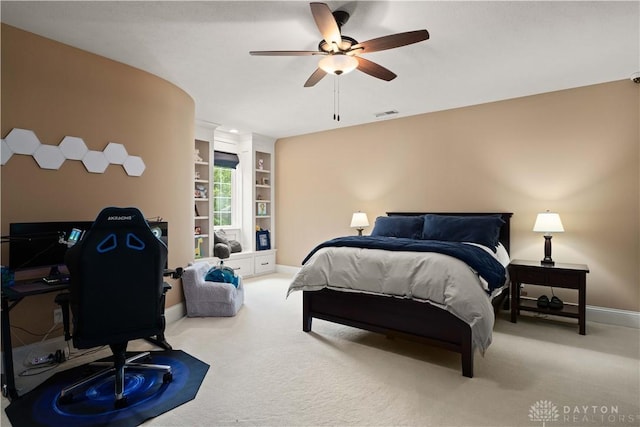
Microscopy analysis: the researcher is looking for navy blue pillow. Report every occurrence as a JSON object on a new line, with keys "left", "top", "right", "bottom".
{"left": 371, "top": 216, "right": 424, "bottom": 239}
{"left": 421, "top": 214, "right": 504, "bottom": 251}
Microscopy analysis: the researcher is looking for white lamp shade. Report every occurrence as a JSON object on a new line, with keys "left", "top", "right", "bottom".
{"left": 350, "top": 212, "right": 370, "bottom": 228}
{"left": 319, "top": 54, "right": 358, "bottom": 75}
{"left": 533, "top": 212, "right": 564, "bottom": 233}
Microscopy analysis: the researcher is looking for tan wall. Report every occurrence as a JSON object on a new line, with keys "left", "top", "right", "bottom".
{"left": 1, "top": 24, "right": 195, "bottom": 345}
{"left": 275, "top": 80, "right": 640, "bottom": 312}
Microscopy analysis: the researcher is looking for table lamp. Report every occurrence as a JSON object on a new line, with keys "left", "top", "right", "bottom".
{"left": 350, "top": 212, "right": 369, "bottom": 236}
{"left": 533, "top": 211, "right": 564, "bottom": 266}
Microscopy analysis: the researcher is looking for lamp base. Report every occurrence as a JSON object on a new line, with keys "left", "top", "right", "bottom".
{"left": 541, "top": 235, "right": 554, "bottom": 266}
{"left": 356, "top": 228, "right": 364, "bottom": 236}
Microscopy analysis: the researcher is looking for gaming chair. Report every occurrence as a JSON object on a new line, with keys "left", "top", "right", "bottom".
{"left": 59, "top": 207, "right": 172, "bottom": 408}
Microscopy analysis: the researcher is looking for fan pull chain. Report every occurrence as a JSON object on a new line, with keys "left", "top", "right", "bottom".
{"left": 333, "top": 75, "right": 340, "bottom": 122}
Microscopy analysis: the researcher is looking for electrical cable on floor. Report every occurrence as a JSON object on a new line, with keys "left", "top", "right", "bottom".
{"left": 18, "top": 363, "right": 60, "bottom": 377}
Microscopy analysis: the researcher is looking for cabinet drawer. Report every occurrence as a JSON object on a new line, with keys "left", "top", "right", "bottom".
{"left": 254, "top": 253, "right": 276, "bottom": 275}
{"left": 224, "top": 257, "right": 254, "bottom": 277}
{"left": 515, "top": 268, "right": 546, "bottom": 285}
{"left": 547, "top": 271, "right": 581, "bottom": 287}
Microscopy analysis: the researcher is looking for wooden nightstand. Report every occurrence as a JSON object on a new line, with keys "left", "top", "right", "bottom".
{"left": 509, "top": 259, "right": 590, "bottom": 334}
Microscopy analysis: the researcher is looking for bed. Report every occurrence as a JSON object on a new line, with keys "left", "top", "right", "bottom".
{"left": 287, "top": 212, "right": 513, "bottom": 378}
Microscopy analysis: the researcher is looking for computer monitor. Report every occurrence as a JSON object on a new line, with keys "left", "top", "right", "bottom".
{"left": 9, "top": 220, "right": 169, "bottom": 275}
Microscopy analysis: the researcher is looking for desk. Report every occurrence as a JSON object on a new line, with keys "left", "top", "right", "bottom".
{"left": 1, "top": 278, "right": 173, "bottom": 400}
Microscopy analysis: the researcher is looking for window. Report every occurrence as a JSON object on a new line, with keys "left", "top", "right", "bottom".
{"left": 211, "top": 166, "right": 234, "bottom": 227}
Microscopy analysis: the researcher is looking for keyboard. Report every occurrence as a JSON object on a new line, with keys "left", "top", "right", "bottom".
{"left": 42, "top": 275, "right": 71, "bottom": 285}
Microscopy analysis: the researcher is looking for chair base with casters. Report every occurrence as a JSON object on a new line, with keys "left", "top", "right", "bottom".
{"left": 58, "top": 343, "right": 173, "bottom": 408}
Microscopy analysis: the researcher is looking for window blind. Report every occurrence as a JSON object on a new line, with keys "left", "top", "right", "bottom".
{"left": 213, "top": 151, "right": 240, "bottom": 169}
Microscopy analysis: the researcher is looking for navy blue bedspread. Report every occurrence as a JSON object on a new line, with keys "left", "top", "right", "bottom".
{"left": 302, "top": 236, "right": 506, "bottom": 292}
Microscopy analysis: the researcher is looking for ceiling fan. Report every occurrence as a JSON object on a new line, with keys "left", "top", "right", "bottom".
{"left": 249, "top": 2, "right": 430, "bottom": 87}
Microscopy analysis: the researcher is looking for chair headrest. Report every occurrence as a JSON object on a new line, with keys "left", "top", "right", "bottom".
{"left": 92, "top": 207, "right": 149, "bottom": 230}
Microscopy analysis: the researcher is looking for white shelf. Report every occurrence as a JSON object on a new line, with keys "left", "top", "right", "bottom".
{"left": 195, "top": 135, "right": 212, "bottom": 259}
{"left": 255, "top": 200, "right": 271, "bottom": 203}
{"left": 256, "top": 169, "right": 271, "bottom": 173}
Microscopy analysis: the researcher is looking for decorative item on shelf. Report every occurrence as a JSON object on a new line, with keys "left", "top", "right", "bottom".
{"left": 194, "top": 226, "right": 201, "bottom": 236}
{"left": 195, "top": 237, "right": 203, "bottom": 258}
{"left": 256, "top": 229, "right": 271, "bottom": 251}
{"left": 194, "top": 149, "right": 203, "bottom": 162}
{"left": 257, "top": 194, "right": 263, "bottom": 200}
{"left": 350, "top": 211, "right": 370, "bottom": 236}
{"left": 257, "top": 202, "right": 267, "bottom": 216}
{"left": 194, "top": 171, "right": 201, "bottom": 180}
{"left": 533, "top": 210, "right": 564, "bottom": 266}
{"left": 194, "top": 184, "right": 207, "bottom": 199}
{"left": 258, "top": 158, "right": 264, "bottom": 170}
{"left": 262, "top": 177, "right": 270, "bottom": 186}
{"left": 195, "top": 204, "right": 200, "bottom": 217}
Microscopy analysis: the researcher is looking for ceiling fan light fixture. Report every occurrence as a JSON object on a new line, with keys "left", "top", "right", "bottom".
{"left": 319, "top": 54, "right": 358, "bottom": 75}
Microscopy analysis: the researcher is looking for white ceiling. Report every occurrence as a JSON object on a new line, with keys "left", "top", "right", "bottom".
{"left": 1, "top": 1, "right": 638, "bottom": 139}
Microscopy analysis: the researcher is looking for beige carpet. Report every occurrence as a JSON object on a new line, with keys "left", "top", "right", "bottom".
{"left": 3, "top": 272, "right": 639, "bottom": 426}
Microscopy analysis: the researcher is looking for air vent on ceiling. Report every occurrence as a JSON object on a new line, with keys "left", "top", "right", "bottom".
{"left": 375, "top": 110, "right": 399, "bottom": 119}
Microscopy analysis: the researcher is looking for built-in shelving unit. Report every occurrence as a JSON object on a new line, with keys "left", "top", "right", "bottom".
{"left": 255, "top": 151, "right": 272, "bottom": 235}
{"left": 193, "top": 121, "right": 276, "bottom": 276}
{"left": 194, "top": 138, "right": 211, "bottom": 259}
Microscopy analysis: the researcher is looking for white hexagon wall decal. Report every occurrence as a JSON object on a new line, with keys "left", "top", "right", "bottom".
{"left": 59, "top": 136, "right": 88, "bottom": 160}
{"left": 5, "top": 128, "right": 41, "bottom": 155}
{"left": 123, "top": 156, "right": 145, "bottom": 176}
{"left": 104, "top": 142, "right": 128, "bottom": 165}
{"left": 33, "top": 144, "right": 65, "bottom": 170}
{"left": 82, "top": 150, "right": 109, "bottom": 173}
{"left": 1, "top": 128, "right": 145, "bottom": 176}
{"left": 1, "top": 139, "right": 14, "bottom": 165}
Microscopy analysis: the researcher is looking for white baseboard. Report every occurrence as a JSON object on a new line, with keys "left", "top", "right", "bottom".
{"left": 2, "top": 302, "right": 187, "bottom": 377}
{"left": 3, "top": 293, "right": 636, "bottom": 376}
{"left": 275, "top": 264, "right": 300, "bottom": 276}
{"left": 586, "top": 305, "right": 640, "bottom": 329}
{"left": 165, "top": 301, "right": 185, "bottom": 324}
{"left": 275, "top": 264, "right": 640, "bottom": 329}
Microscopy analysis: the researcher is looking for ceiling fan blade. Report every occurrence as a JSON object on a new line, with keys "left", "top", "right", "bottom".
{"left": 250, "top": 50, "right": 325, "bottom": 56}
{"left": 355, "top": 57, "right": 397, "bottom": 81}
{"left": 350, "top": 30, "right": 429, "bottom": 54}
{"left": 310, "top": 2, "right": 341, "bottom": 49}
{"left": 304, "top": 68, "right": 327, "bottom": 87}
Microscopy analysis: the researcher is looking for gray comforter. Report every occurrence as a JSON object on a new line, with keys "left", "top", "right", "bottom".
{"left": 288, "top": 246, "right": 498, "bottom": 353}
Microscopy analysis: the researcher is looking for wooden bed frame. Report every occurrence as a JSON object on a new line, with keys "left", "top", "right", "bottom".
{"left": 302, "top": 212, "right": 513, "bottom": 378}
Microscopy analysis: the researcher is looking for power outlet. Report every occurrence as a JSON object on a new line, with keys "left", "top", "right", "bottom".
{"left": 53, "top": 308, "right": 63, "bottom": 324}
